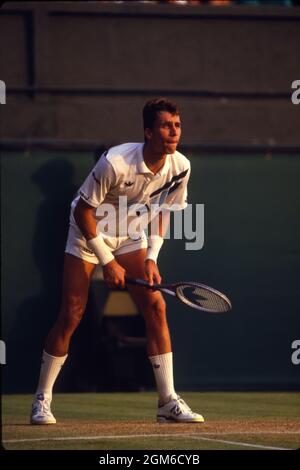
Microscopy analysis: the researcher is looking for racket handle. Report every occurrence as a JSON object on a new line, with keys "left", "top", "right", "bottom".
{"left": 125, "top": 277, "right": 155, "bottom": 289}
{"left": 125, "top": 277, "right": 176, "bottom": 297}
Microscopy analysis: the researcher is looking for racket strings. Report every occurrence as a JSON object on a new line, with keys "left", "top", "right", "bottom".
{"left": 177, "top": 285, "right": 230, "bottom": 312}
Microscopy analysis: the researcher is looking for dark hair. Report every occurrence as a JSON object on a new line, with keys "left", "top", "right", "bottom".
{"left": 143, "top": 97, "right": 179, "bottom": 130}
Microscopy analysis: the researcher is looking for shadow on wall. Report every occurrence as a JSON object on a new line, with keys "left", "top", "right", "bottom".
{"left": 4, "top": 159, "right": 77, "bottom": 393}
{"left": 4, "top": 151, "right": 153, "bottom": 394}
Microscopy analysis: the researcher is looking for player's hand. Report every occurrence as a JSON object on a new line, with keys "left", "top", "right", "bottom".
{"left": 145, "top": 259, "right": 162, "bottom": 286}
{"left": 103, "top": 259, "right": 126, "bottom": 289}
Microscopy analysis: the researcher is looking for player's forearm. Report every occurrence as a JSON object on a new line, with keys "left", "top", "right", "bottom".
{"left": 74, "top": 199, "right": 97, "bottom": 240}
{"left": 147, "top": 211, "right": 170, "bottom": 262}
{"left": 74, "top": 198, "right": 114, "bottom": 265}
{"left": 149, "top": 210, "right": 170, "bottom": 238}
{"left": 159, "top": 210, "right": 170, "bottom": 238}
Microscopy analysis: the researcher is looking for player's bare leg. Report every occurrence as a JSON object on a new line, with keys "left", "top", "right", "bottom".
{"left": 115, "top": 248, "right": 171, "bottom": 357}
{"left": 115, "top": 249, "right": 204, "bottom": 423}
{"left": 45, "top": 254, "right": 96, "bottom": 356}
{"left": 30, "top": 254, "right": 96, "bottom": 424}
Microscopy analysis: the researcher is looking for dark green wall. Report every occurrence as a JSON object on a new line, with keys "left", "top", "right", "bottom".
{"left": 2, "top": 150, "right": 300, "bottom": 392}
{"left": 1, "top": 151, "right": 94, "bottom": 392}
{"left": 164, "top": 152, "right": 300, "bottom": 390}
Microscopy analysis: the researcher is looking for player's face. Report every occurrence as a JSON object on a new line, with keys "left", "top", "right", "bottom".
{"left": 145, "top": 111, "right": 182, "bottom": 155}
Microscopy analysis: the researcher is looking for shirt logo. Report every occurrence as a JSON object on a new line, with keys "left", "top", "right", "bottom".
{"left": 82, "top": 246, "right": 95, "bottom": 255}
{"left": 124, "top": 181, "right": 134, "bottom": 187}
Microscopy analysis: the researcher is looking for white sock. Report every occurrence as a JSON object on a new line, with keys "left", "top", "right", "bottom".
{"left": 35, "top": 350, "right": 68, "bottom": 401}
{"left": 149, "top": 352, "right": 177, "bottom": 405}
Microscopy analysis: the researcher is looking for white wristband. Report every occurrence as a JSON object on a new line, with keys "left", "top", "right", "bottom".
{"left": 146, "top": 236, "right": 164, "bottom": 263}
{"left": 87, "top": 235, "right": 115, "bottom": 266}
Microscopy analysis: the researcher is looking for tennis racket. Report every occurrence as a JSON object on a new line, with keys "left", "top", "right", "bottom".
{"left": 125, "top": 278, "right": 232, "bottom": 313}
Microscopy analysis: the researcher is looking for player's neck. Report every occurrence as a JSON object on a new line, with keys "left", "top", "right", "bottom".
{"left": 143, "top": 143, "right": 166, "bottom": 175}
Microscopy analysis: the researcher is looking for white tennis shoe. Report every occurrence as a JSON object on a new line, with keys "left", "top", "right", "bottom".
{"left": 157, "top": 395, "right": 204, "bottom": 423}
{"left": 30, "top": 393, "right": 56, "bottom": 425}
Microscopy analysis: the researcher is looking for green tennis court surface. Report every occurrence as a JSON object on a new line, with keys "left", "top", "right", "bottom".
{"left": 2, "top": 392, "right": 300, "bottom": 450}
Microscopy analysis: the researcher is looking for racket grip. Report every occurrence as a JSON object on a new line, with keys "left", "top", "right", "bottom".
{"left": 125, "top": 277, "right": 154, "bottom": 289}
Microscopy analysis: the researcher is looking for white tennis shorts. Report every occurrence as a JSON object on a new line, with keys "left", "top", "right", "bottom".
{"left": 65, "top": 224, "right": 148, "bottom": 264}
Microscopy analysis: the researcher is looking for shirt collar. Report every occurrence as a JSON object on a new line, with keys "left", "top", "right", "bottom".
{"left": 137, "top": 144, "right": 170, "bottom": 176}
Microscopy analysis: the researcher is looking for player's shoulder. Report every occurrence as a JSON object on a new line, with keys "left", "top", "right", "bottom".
{"left": 170, "top": 149, "right": 191, "bottom": 173}
{"left": 105, "top": 143, "right": 141, "bottom": 167}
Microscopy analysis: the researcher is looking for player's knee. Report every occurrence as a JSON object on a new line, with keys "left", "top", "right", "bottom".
{"left": 59, "top": 296, "right": 85, "bottom": 332}
{"left": 143, "top": 298, "right": 167, "bottom": 327}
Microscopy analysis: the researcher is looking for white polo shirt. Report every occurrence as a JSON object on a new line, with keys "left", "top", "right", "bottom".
{"left": 70, "top": 142, "right": 191, "bottom": 238}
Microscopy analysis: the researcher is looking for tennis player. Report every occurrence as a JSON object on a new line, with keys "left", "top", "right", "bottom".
{"left": 30, "top": 97, "right": 204, "bottom": 424}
